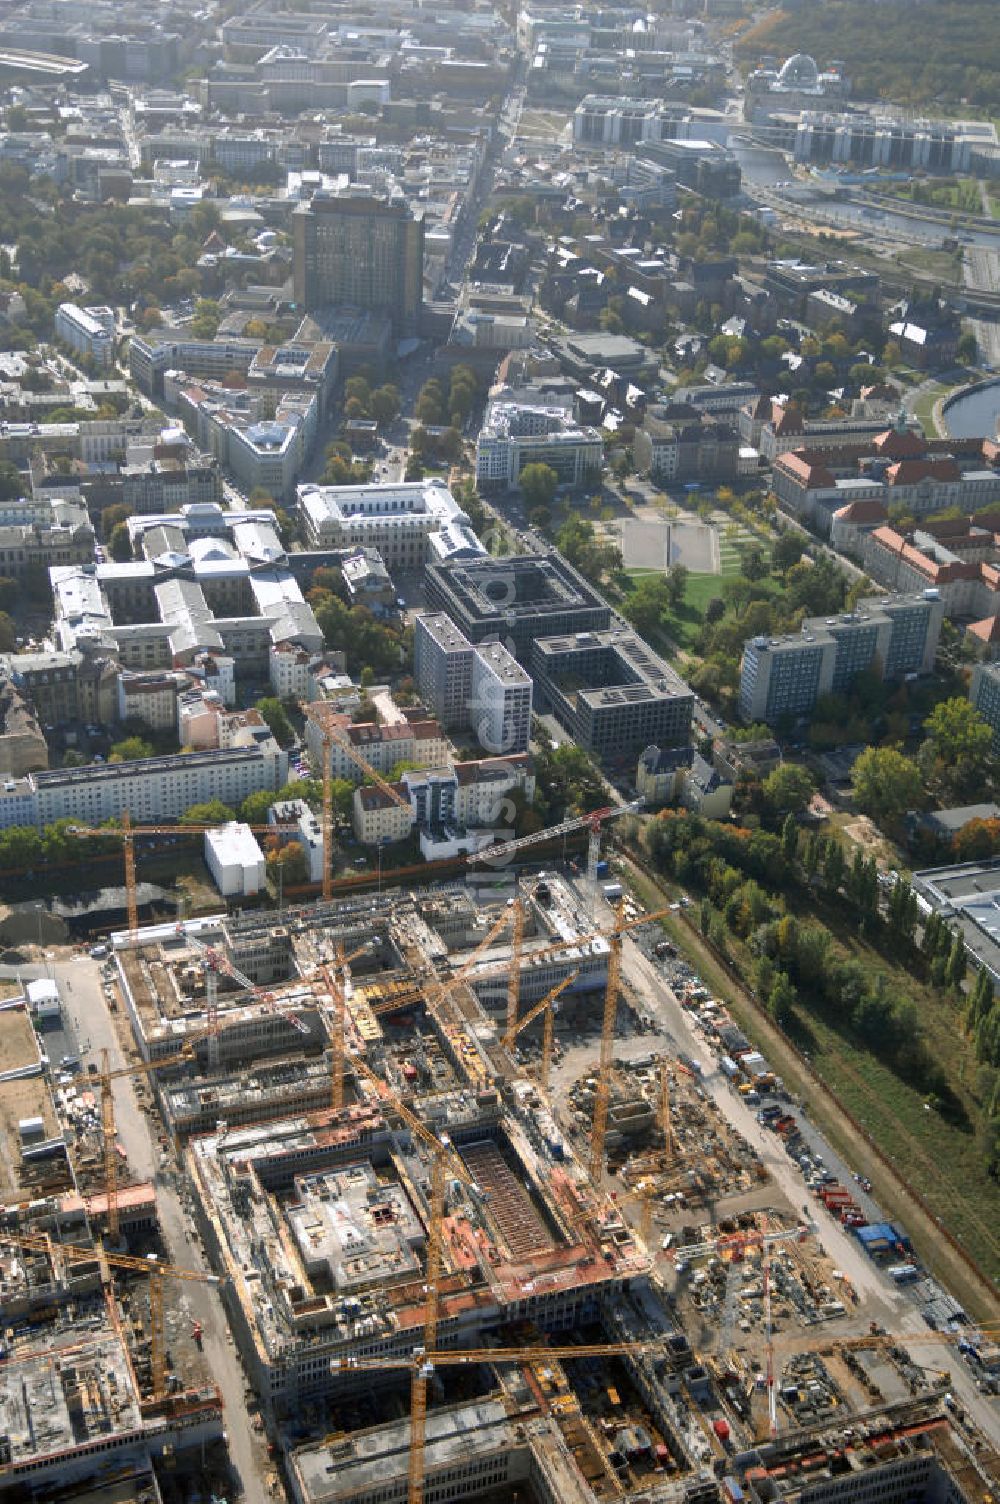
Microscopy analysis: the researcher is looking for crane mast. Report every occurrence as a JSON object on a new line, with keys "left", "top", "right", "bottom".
{"left": 100, "top": 1048, "right": 120, "bottom": 1245}
{"left": 122, "top": 811, "right": 138, "bottom": 938}
{"left": 505, "top": 896, "right": 525, "bottom": 1039}
{"left": 590, "top": 904, "right": 624, "bottom": 1184}
{"left": 0, "top": 1231, "right": 218, "bottom": 1400}
{"left": 501, "top": 972, "right": 577, "bottom": 1090}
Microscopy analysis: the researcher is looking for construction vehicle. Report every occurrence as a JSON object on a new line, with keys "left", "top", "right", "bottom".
{"left": 0, "top": 1231, "right": 219, "bottom": 1401}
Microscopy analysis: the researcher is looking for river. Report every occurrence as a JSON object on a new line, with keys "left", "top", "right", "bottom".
{"left": 729, "top": 140, "right": 788, "bottom": 187}
{"left": 942, "top": 380, "right": 1000, "bottom": 440}
{"left": 729, "top": 140, "right": 1000, "bottom": 248}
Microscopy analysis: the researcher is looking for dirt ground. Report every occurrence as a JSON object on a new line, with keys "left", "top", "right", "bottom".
{"left": 840, "top": 816, "right": 900, "bottom": 869}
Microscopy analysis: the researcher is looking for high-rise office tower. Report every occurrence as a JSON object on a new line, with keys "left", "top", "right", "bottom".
{"left": 293, "top": 189, "right": 424, "bottom": 336}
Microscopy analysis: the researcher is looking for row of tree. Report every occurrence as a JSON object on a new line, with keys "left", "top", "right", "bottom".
{"left": 343, "top": 375, "right": 401, "bottom": 427}
{"left": 414, "top": 365, "right": 480, "bottom": 429}
{"left": 646, "top": 807, "right": 993, "bottom": 1157}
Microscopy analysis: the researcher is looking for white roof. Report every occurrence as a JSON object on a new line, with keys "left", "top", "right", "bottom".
{"left": 204, "top": 822, "right": 264, "bottom": 866}
{"left": 298, "top": 478, "right": 467, "bottom": 528}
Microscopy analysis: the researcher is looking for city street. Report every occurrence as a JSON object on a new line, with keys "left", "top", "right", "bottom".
{"left": 0, "top": 954, "right": 273, "bottom": 1504}
{"left": 964, "top": 246, "right": 1000, "bottom": 369}
{"left": 538, "top": 912, "right": 1000, "bottom": 1449}
{"left": 615, "top": 933, "right": 1000, "bottom": 1447}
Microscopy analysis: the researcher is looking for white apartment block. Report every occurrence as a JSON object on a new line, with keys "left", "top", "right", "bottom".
{"left": 269, "top": 643, "right": 347, "bottom": 703}
{"left": 414, "top": 613, "right": 532, "bottom": 755}
{"left": 178, "top": 687, "right": 228, "bottom": 748}
{"left": 352, "top": 783, "right": 414, "bottom": 845}
{"left": 0, "top": 415, "right": 164, "bottom": 468}
{"left": 298, "top": 480, "right": 486, "bottom": 569}
{"left": 572, "top": 95, "right": 664, "bottom": 147}
{"left": 269, "top": 641, "right": 315, "bottom": 702}
{"left": 0, "top": 731, "right": 287, "bottom": 830}
{"left": 205, "top": 821, "right": 267, "bottom": 898}
{"left": 304, "top": 712, "right": 450, "bottom": 783}
{"left": 227, "top": 419, "right": 305, "bottom": 501}
{"left": 351, "top": 753, "right": 535, "bottom": 847}
{"left": 475, "top": 401, "right": 603, "bottom": 491}
{"left": 54, "top": 303, "right": 116, "bottom": 369}
{"left": 117, "top": 668, "right": 190, "bottom": 731}
{"left": 174, "top": 385, "right": 319, "bottom": 504}
{"left": 792, "top": 110, "right": 995, "bottom": 173}
{"left": 739, "top": 591, "right": 944, "bottom": 725}
{"left": 471, "top": 642, "right": 532, "bottom": 755}
{"left": 269, "top": 797, "right": 324, "bottom": 883}
{"left": 414, "top": 613, "right": 474, "bottom": 727}
{"left": 129, "top": 333, "right": 260, "bottom": 395}
{"left": 453, "top": 753, "right": 535, "bottom": 827}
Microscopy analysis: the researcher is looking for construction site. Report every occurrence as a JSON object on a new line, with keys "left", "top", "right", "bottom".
{"left": 0, "top": 830, "right": 998, "bottom": 1504}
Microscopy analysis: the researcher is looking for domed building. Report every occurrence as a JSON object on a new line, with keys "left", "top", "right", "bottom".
{"left": 777, "top": 53, "right": 820, "bottom": 90}
{"left": 746, "top": 53, "right": 848, "bottom": 122}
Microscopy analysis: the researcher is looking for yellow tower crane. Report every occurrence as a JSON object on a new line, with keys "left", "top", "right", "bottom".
{"left": 367, "top": 905, "right": 671, "bottom": 1020}
{"left": 0, "top": 1231, "right": 219, "bottom": 1400}
{"left": 772, "top": 1322, "right": 1000, "bottom": 1356}
{"left": 590, "top": 902, "right": 624, "bottom": 1185}
{"left": 263, "top": 907, "right": 516, "bottom": 1116}
{"left": 659, "top": 1056, "right": 674, "bottom": 1159}
{"left": 332, "top": 1337, "right": 669, "bottom": 1504}
{"left": 501, "top": 971, "right": 578, "bottom": 1089}
{"left": 589, "top": 903, "right": 671, "bottom": 1184}
{"left": 334, "top": 1339, "right": 666, "bottom": 1376}
{"left": 506, "top": 895, "right": 526, "bottom": 1041}
{"left": 323, "top": 941, "right": 372, "bottom": 1112}
{"left": 300, "top": 700, "right": 411, "bottom": 901}
{"left": 68, "top": 817, "right": 283, "bottom": 938}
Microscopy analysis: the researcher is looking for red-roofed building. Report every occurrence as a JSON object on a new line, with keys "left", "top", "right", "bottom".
{"left": 859, "top": 517, "right": 1000, "bottom": 622}
{"left": 965, "top": 615, "right": 1000, "bottom": 661}
{"left": 830, "top": 498, "right": 890, "bottom": 554}
{"left": 773, "top": 432, "right": 1000, "bottom": 534}
{"left": 758, "top": 408, "right": 920, "bottom": 463}
{"left": 871, "top": 426, "right": 926, "bottom": 460}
